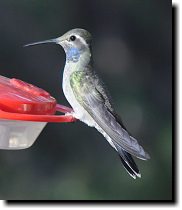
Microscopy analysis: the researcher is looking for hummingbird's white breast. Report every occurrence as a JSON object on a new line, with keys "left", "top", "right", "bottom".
{"left": 62, "top": 63, "right": 117, "bottom": 149}
{"left": 62, "top": 62, "right": 95, "bottom": 127}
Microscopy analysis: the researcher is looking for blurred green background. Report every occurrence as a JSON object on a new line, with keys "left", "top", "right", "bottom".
{"left": 0, "top": 0, "right": 172, "bottom": 200}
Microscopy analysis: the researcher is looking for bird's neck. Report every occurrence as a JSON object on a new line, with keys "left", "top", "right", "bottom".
{"left": 64, "top": 48, "right": 92, "bottom": 74}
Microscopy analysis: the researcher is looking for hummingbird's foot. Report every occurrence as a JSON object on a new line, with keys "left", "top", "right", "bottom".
{"left": 64, "top": 112, "right": 78, "bottom": 122}
{"left": 65, "top": 111, "right": 74, "bottom": 116}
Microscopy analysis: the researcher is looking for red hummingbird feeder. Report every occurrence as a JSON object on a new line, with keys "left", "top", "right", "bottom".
{"left": 0, "top": 75, "right": 76, "bottom": 150}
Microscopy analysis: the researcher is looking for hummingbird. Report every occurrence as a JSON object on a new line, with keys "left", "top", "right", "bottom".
{"left": 25, "top": 28, "right": 150, "bottom": 179}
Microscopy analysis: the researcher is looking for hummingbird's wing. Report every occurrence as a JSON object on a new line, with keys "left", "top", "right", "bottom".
{"left": 70, "top": 70, "right": 150, "bottom": 160}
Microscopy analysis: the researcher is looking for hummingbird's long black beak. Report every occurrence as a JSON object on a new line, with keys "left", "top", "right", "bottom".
{"left": 23, "top": 38, "right": 57, "bottom": 47}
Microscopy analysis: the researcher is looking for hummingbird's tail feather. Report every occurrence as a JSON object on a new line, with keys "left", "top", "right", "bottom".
{"left": 119, "top": 156, "right": 137, "bottom": 179}
{"left": 118, "top": 150, "right": 141, "bottom": 179}
{"left": 113, "top": 142, "right": 141, "bottom": 178}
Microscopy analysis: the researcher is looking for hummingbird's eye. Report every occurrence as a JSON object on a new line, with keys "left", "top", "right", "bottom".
{"left": 70, "top": 35, "right": 76, "bottom": 41}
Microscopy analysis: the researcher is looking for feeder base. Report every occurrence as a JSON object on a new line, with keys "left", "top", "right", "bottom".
{"left": 0, "top": 119, "right": 46, "bottom": 149}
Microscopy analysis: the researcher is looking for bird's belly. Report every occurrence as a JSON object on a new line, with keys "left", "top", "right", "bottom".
{"left": 64, "top": 83, "right": 116, "bottom": 149}
{"left": 62, "top": 71, "right": 116, "bottom": 150}
{"left": 63, "top": 79, "right": 95, "bottom": 127}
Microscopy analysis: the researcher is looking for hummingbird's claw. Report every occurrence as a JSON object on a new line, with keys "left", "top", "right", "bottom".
{"left": 64, "top": 112, "right": 77, "bottom": 122}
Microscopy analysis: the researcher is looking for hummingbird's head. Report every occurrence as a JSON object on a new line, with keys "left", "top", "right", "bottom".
{"left": 56, "top": 28, "right": 92, "bottom": 50}
{"left": 24, "top": 28, "right": 92, "bottom": 62}
{"left": 56, "top": 28, "right": 92, "bottom": 62}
